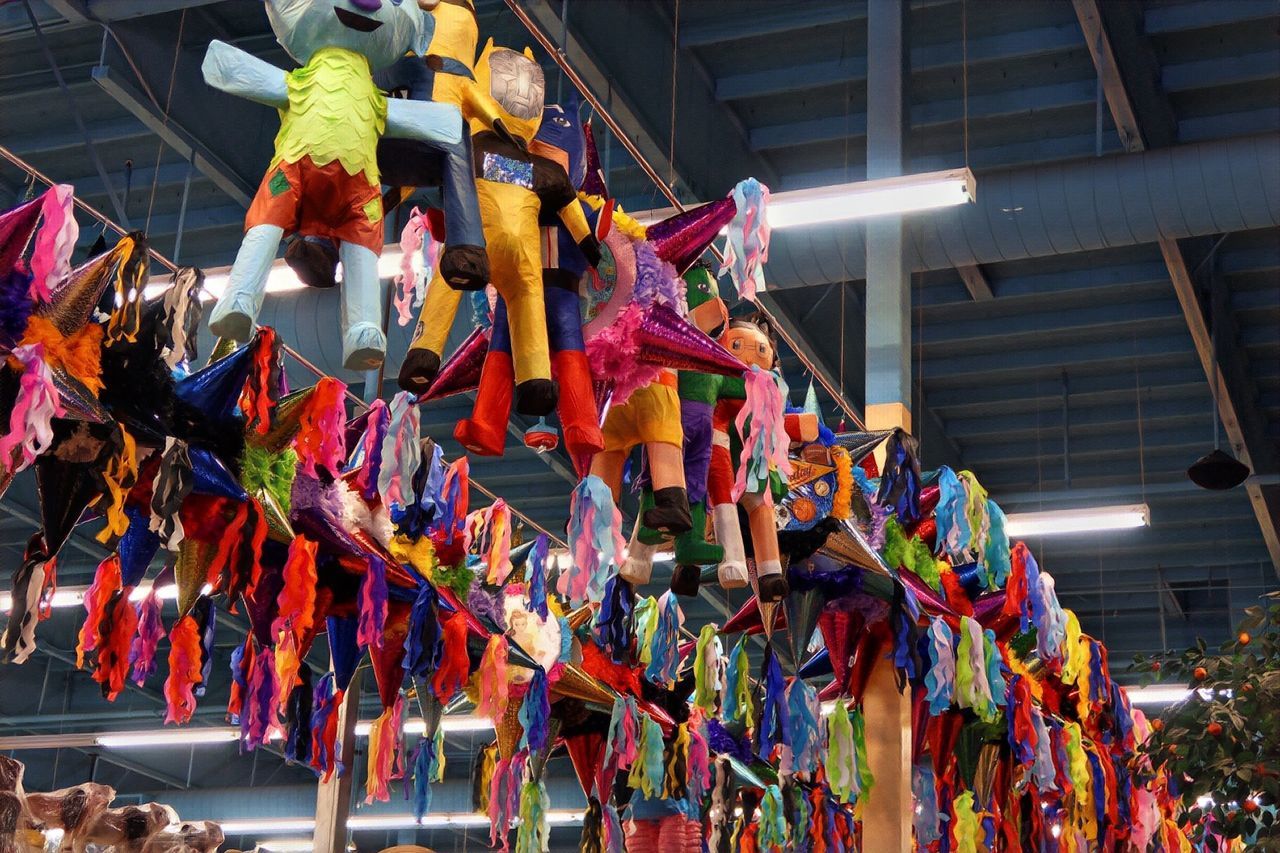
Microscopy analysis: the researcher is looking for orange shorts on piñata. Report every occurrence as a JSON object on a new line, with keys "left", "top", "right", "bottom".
{"left": 244, "top": 156, "right": 384, "bottom": 254}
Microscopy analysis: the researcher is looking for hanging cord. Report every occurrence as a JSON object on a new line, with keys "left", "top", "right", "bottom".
{"left": 961, "top": 0, "right": 970, "bottom": 169}
{"left": 1133, "top": 333, "right": 1148, "bottom": 508}
{"left": 668, "top": 0, "right": 681, "bottom": 189}
{"left": 145, "top": 9, "right": 188, "bottom": 232}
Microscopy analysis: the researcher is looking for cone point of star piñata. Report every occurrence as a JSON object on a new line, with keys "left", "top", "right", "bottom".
{"left": 420, "top": 326, "right": 488, "bottom": 402}
{"left": 635, "top": 302, "right": 745, "bottom": 377}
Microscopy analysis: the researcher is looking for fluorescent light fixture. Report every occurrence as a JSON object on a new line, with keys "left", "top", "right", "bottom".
{"left": 766, "top": 168, "right": 975, "bottom": 229}
{"left": 253, "top": 839, "right": 315, "bottom": 852}
{"left": 144, "top": 248, "right": 413, "bottom": 304}
{"left": 1, "top": 582, "right": 188, "bottom": 612}
{"left": 220, "top": 819, "right": 316, "bottom": 836}
{"left": 95, "top": 729, "right": 239, "bottom": 748}
{"left": 221, "top": 811, "right": 584, "bottom": 837}
{"left": 0, "top": 588, "right": 84, "bottom": 611}
{"left": 354, "top": 714, "right": 491, "bottom": 737}
{"left": 1124, "top": 686, "right": 1190, "bottom": 705}
{"left": 1003, "top": 503, "right": 1150, "bottom": 537}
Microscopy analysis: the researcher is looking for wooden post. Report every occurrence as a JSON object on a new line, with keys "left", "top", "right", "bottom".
{"left": 314, "top": 666, "right": 362, "bottom": 853}
{"left": 863, "top": 1, "right": 914, "bottom": 847}
{"left": 862, "top": 404, "right": 914, "bottom": 851}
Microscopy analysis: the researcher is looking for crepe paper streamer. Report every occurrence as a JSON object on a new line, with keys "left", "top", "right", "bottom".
{"left": 395, "top": 207, "right": 439, "bottom": 326}
{"left": 467, "top": 500, "right": 513, "bottom": 586}
{"left": 357, "top": 555, "right": 389, "bottom": 651}
{"left": 628, "top": 713, "right": 666, "bottom": 798}
{"left": 1006, "top": 674, "right": 1037, "bottom": 766}
{"left": 1003, "top": 543, "right": 1030, "bottom": 629}
{"left": 404, "top": 581, "right": 443, "bottom": 680}
{"left": 1030, "top": 706, "right": 1057, "bottom": 791}
{"left": 164, "top": 614, "right": 203, "bottom": 725}
{"left": 1064, "top": 722, "right": 1093, "bottom": 819}
{"left": 633, "top": 597, "right": 658, "bottom": 670}
{"left": 693, "top": 622, "right": 723, "bottom": 713}
{"left": 877, "top": 431, "right": 922, "bottom": 524}
{"left": 785, "top": 782, "right": 811, "bottom": 851}
{"left": 351, "top": 398, "right": 389, "bottom": 500}
{"left": 488, "top": 754, "right": 524, "bottom": 852}
{"left": 786, "top": 678, "right": 821, "bottom": 776}
{"left": 526, "top": 534, "right": 549, "bottom": 619}
{"left": 515, "top": 779, "right": 550, "bottom": 853}
{"left": 128, "top": 586, "right": 165, "bottom": 687}
{"left": 91, "top": 588, "right": 138, "bottom": 702}
{"left": 477, "top": 634, "right": 510, "bottom": 723}
{"left": 408, "top": 726, "right": 446, "bottom": 821}
{"left": 723, "top": 635, "right": 754, "bottom": 727}
{"left": 759, "top": 647, "right": 789, "bottom": 752}
{"left": 959, "top": 471, "right": 991, "bottom": 573}
{"left": 881, "top": 516, "right": 942, "bottom": 592}
{"left": 0, "top": 345, "right": 62, "bottom": 474}
{"left": 149, "top": 437, "right": 193, "bottom": 551}
{"left": 755, "top": 784, "right": 786, "bottom": 851}
{"left": 953, "top": 790, "right": 980, "bottom": 853}
{"left": 243, "top": 645, "right": 281, "bottom": 750}
{"left": 924, "top": 618, "right": 956, "bottom": 716}
{"left": 825, "top": 700, "right": 857, "bottom": 804}
{"left": 985, "top": 499, "right": 1011, "bottom": 587}
{"left": 1031, "top": 568, "right": 1068, "bottom": 662}
{"left": 685, "top": 712, "right": 713, "bottom": 802}
{"left": 273, "top": 631, "right": 303, "bottom": 717}
{"left": 518, "top": 668, "right": 550, "bottom": 753}
{"left": 377, "top": 391, "right": 421, "bottom": 510}
{"left": 955, "top": 616, "right": 995, "bottom": 723}
{"left": 645, "top": 592, "right": 683, "bottom": 688}
{"left": 603, "top": 696, "right": 639, "bottom": 788}
{"left": 235, "top": 327, "right": 277, "bottom": 435}
{"left": 434, "top": 456, "right": 470, "bottom": 546}
{"left": 431, "top": 609, "right": 470, "bottom": 701}
{"left": 227, "top": 637, "right": 251, "bottom": 725}
{"left": 911, "top": 763, "right": 942, "bottom": 846}
{"left": 663, "top": 722, "right": 691, "bottom": 800}
{"left": 76, "top": 555, "right": 122, "bottom": 669}
{"left": 365, "top": 694, "right": 405, "bottom": 804}
{"left": 28, "top": 184, "right": 77, "bottom": 303}
{"left": 719, "top": 178, "right": 770, "bottom": 303}
{"left": 559, "top": 476, "right": 626, "bottom": 606}
{"left": 733, "top": 366, "right": 793, "bottom": 504}
{"left": 309, "top": 673, "right": 342, "bottom": 781}
{"left": 593, "top": 575, "right": 634, "bottom": 664}
{"left": 983, "top": 628, "right": 1007, "bottom": 709}
{"left": 282, "top": 664, "right": 313, "bottom": 766}
{"left": 288, "top": 375, "right": 345, "bottom": 477}
{"left": 273, "top": 536, "right": 318, "bottom": 650}
{"left": 1061, "top": 609, "right": 1087, "bottom": 686}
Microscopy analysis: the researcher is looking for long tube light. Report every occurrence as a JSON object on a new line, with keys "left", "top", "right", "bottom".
{"left": 95, "top": 730, "right": 240, "bottom": 748}
{"left": 220, "top": 811, "right": 585, "bottom": 836}
{"left": 74, "top": 715, "right": 493, "bottom": 750}
{"left": 766, "top": 167, "right": 975, "bottom": 229}
{"left": 1003, "top": 503, "right": 1150, "bottom": 537}
{"left": 0, "top": 581, "right": 183, "bottom": 612}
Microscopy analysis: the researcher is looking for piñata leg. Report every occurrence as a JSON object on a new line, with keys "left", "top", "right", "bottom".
{"left": 399, "top": 270, "right": 464, "bottom": 392}
{"left": 455, "top": 297, "right": 514, "bottom": 456}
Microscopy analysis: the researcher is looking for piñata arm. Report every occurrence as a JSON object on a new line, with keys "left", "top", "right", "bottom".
{"left": 201, "top": 40, "right": 287, "bottom": 109}
{"left": 385, "top": 99, "right": 463, "bottom": 146}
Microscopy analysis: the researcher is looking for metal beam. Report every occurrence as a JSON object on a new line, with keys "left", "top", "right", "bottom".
{"left": 715, "top": 23, "right": 1084, "bottom": 102}
{"left": 91, "top": 64, "right": 254, "bottom": 208}
{"left": 955, "top": 264, "right": 994, "bottom": 301}
{"left": 1072, "top": 0, "right": 1280, "bottom": 572}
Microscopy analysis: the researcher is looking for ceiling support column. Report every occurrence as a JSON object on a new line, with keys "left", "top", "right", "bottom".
{"left": 862, "top": 2, "right": 913, "bottom": 850}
